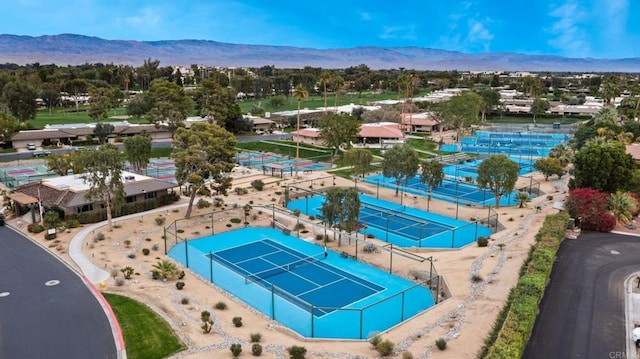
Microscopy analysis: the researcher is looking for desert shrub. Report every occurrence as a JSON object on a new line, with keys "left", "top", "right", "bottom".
{"left": 197, "top": 198, "right": 211, "bottom": 209}
{"left": 181, "top": 297, "right": 189, "bottom": 305}
{"left": 252, "top": 343, "right": 263, "bottom": 356}
{"left": 435, "top": 338, "right": 447, "bottom": 350}
{"left": 250, "top": 333, "right": 262, "bottom": 342}
{"left": 152, "top": 243, "right": 159, "bottom": 251}
{"left": 363, "top": 242, "right": 378, "bottom": 253}
{"left": 176, "top": 281, "right": 185, "bottom": 290}
{"left": 230, "top": 343, "right": 242, "bottom": 357}
{"left": 402, "top": 351, "right": 414, "bottom": 359}
{"left": 376, "top": 339, "right": 395, "bottom": 356}
{"left": 471, "top": 274, "right": 483, "bottom": 282}
{"left": 28, "top": 223, "right": 45, "bottom": 233}
{"left": 115, "top": 278, "right": 125, "bottom": 286}
{"left": 293, "top": 223, "right": 305, "bottom": 230}
{"left": 214, "top": 301, "right": 228, "bottom": 310}
{"left": 66, "top": 218, "right": 80, "bottom": 228}
{"left": 44, "top": 232, "right": 57, "bottom": 240}
{"left": 251, "top": 179, "right": 265, "bottom": 191}
{"left": 201, "top": 310, "right": 213, "bottom": 333}
{"left": 142, "top": 248, "right": 150, "bottom": 255}
{"left": 287, "top": 346, "right": 307, "bottom": 359}
{"left": 235, "top": 187, "right": 248, "bottom": 195}
{"left": 123, "top": 239, "right": 131, "bottom": 247}
{"left": 178, "top": 270, "right": 186, "bottom": 279}
{"left": 121, "top": 266, "right": 135, "bottom": 279}
{"left": 477, "top": 237, "right": 489, "bottom": 247}
{"left": 230, "top": 218, "right": 242, "bottom": 224}
{"left": 155, "top": 216, "right": 166, "bottom": 226}
{"left": 127, "top": 253, "right": 136, "bottom": 259}
{"left": 213, "top": 197, "right": 225, "bottom": 207}
{"left": 315, "top": 234, "right": 326, "bottom": 241}
{"left": 232, "top": 316, "right": 243, "bottom": 327}
{"left": 366, "top": 233, "right": 375, "bottom": 239}
{"left": 369, "top": 334, "right": 382, "bottom": 347}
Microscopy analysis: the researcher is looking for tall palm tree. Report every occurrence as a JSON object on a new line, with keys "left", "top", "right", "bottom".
{"left": 333, "top": 75, "right": 344, "bottom": 110}
{"left": 293, "top": 84, "right": 308, "bottom": 177}
{"left": 319, "top": 71, "right": 331, "bottom": 113}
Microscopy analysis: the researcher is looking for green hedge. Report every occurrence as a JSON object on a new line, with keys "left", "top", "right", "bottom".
{"left": 479, "top": 212, "right": 569, "bottom": 358}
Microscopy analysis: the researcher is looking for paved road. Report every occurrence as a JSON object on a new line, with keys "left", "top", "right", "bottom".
{"left": 523, "top": 231, "right": 638, "bottom": 359}
{"left": 0, "top": 226, "right": 117, "bottom": 359}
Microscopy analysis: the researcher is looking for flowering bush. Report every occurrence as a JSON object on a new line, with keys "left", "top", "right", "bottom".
{"left": 565, "top": 188, "right": 615, "bottom": 232}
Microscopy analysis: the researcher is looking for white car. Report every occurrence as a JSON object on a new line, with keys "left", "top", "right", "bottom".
{"left": 26, "top": 143, "right": 36, "bottom": 150}
{"left": 633, "top": 327, "right": 640, "bottom": 346}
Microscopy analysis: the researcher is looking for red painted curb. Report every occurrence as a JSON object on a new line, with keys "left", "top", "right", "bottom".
{"left": 82, "top": 276, "right": 126, "bottom": 351}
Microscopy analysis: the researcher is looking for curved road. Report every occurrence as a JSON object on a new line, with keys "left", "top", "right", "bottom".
{"left": 0, "top": 226, "right": 118, "bottom": 359}
{"left": 523, "top": 231, "right": 637, "bottom": 359}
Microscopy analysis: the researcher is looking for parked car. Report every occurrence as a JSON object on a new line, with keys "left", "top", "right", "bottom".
{"left": 0, "top": 214, "right": 4, "bottom": 226}
{"left": 27, "top": 143, "right": 36, "bottom": 150}
{"left": 32, "top": 150, "right": 52, "bottom": 157}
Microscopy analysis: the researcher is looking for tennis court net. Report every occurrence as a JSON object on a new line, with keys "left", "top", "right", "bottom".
{"left": 244, "top": 253, "right": 325, "bottom": 285}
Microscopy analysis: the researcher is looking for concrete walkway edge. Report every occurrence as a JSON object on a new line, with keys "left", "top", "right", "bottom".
{"left": 627, "top": 273, "right": 640, "bottom": 359}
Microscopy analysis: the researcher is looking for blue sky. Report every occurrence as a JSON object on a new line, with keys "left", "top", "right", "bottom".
{"left": 4, "top": 0, "right": 639, "bottom": 59}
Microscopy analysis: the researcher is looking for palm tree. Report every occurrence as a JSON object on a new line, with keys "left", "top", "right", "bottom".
{"left": 549, "top": 144, "right": 573, "bottom": 167}
{"left": 333, "top": 75, "right": 344, "bottom": 110}
{"left": 515, "top": 192, "right": 531, "bottom": 208}
{"left": 319, "top": 71, "right": 331, "bottom": 113}
{"left": 609, "top": 191, "right": 636, "bottom": 225}
{"left": 293, "top": 84, "right": 308, "bottom": 177}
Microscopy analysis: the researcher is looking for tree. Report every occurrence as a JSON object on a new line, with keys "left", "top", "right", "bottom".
{"left": 530, "top": 97, "right": 550, "bottom": 123}
{"left": 477, "top": 89, "right": 500, "bottom": 122}
{"left": 45, "top": 153, "right": 78, "bottom": 176}
{"left": 62, "top": 78, "right": 88, "bottom": 113}
{"left": 318, "top": 113, "right": 360, "bottom": 157}
{"left": 420, "top": 160, "right": 444, "bottom": 211}
{"left": 476, "top": 155, "right": 519, "bottom": 208}
{"left": 2, "top": 81, "right": 38, "bottom": 121}
{"left": 381, "top": 144, "right": 420, "bottom": 196}
{"left": 172, "top": 122, "right": 236, "bottom": 218}
{"left": 548, "top": 144, "right": 573, "bottom": 167}
{"left": 200, "top": 310, "right": 213, "bottom": 334}
{"left": 0, "top": 112, "right": 17, "bottom": 143}
{"left": 344, "top": 148, "right": 373, "bottom": 177}
{"left": 319, "top": 71, "right": 331, "bottom": 112}
{"left": 443, "top": 92, "right": 483, "bottom": 141}
{"left": 515, "top": 192, "right": 531, "bottom": 208}
{"left": 88, "top": 86, "right": 111, "bottom": 122}
{"left": 41, "top": 83, "right": 61, "bottom": 116}
{"left": 609, "top": 191, "right": 637, "bottom": 225}
{"left": 521, "top": 76, "right": 544, "bottom": 97}
{"left": 600, "top": 75, "right": 620, "bottom": 106}
{"left": 126, "top": 92, "right": 152, "bottom": 123}
{"left": 533, "top": 157, "right": 564, "bottom": 180}
{"left": 292, "top": 84, "right": 308, "bottom": 177}
{"left": 123, "top": 135, "right": 152, "bottom": 173}
{"left": 147, "top": 79, "right": 193, "bottom": 132}
{"left": 75, "top": 144, "right": 125, "bottom": 231}
{"left": 93, "top": 122, "right": 115, "bottom": 144}
{"left": 573, "top": 140, "right": 634, "bottom": 193}
{"left": 333, "top": 75, "right": 345, "bottom": 109}
{"left": 43, "top": 211, "right": 61, "bottom": 229}
{"left": 320, "top": 187, "right": 360, "bottom": 246}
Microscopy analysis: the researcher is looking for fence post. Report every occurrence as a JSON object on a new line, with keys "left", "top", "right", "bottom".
{"left": 209, "top": 251, "right": 213, "bottom": 283}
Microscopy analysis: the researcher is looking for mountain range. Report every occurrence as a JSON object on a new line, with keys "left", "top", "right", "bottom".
{"left": 1, "top": 34, "right": 639, "bottom": 72}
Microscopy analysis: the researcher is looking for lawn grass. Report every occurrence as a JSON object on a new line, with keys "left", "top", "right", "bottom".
{"left": 151, "top": 147, "right": 173, "bottom": 158}
{"left": 32, "top": 107, "right": 134, "bottom": 129}
{"left": 103, "top": 292, "right": 184, "bottom": 359}
{"left": 238, "top": 89, "right": 430, "bottom": 114}
{"left": 236, "top": 140, "right": 332, "bottom": 161}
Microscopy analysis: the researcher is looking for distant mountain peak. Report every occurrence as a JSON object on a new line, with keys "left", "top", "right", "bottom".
{"left": 0, "top": 33, "right": 638, "bottom": 72}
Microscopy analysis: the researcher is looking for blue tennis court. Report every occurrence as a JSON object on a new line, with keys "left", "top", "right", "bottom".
{"left": 443, "top": 157, "right": 536, "bottom": 180}
{"left": 168, "top": 227, "right": 434, "bottom": 339}
{"left": 209, "top": 239, "right": 384, "bottom": 316}
{"left": 287, "top": 195, "right": 493, "bottom": 248}
{"left": 440, "top": 131, "right": 571, "bottom": 157}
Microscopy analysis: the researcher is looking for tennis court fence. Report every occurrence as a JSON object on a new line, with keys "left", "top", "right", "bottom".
{"left": 163, "top": 204, "right": 445, "bottom": 300}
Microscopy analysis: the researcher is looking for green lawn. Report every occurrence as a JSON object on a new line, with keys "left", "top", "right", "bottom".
{"left": 238, "top": 89, "right": 430, "bottom": 114}
{"left": 236, "top": 140, "right": 332, "bottom": 161}
{"left": 103, "top": 293, "right": 184, "bottom": 359}
{"left": 32, "top": 107, "right": 134, "bottom": 128}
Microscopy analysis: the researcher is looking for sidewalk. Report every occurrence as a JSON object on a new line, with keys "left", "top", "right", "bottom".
{"left": 627, "top": 274, "right": 640, "bottom": 359}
